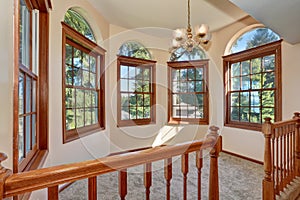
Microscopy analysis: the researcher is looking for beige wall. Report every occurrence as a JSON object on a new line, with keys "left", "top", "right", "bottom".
{"left": 0, "top": 0, "right": 14, "bottom": 169}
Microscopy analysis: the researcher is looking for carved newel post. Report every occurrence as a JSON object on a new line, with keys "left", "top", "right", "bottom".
{"left": 293, "top": 112, "right": 300, "bottom": 177}
{"left": 0, "top": 152, "right": 11, "bottom": 200}
{"left": 262, "top": 117, "right": 275, "bottom": 200}
{"left": 207, "top": 126, "right": 220, "bottom": 200}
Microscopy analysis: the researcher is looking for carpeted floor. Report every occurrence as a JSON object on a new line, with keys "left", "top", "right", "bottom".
{"left": 59, "top": 152, "right": 264, "bottom": 200}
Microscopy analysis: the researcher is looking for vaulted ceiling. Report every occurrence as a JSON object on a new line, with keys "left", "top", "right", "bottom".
{"left": 87, "top": 0, "right": 300, "bottom": 44}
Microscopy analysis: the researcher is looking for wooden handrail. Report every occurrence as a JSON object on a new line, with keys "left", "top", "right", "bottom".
{"left": 1, "top": 126, "right": 220, "bottom": 199}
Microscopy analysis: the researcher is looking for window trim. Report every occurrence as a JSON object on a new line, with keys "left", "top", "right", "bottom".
{"left": 167, "top": 60, "right": 210, "bottom": 125}
{"left": 61, "top": 22, "right": 106, "bottom": 143}
{"left": 223, "top": 40, "right": 282, "bottom": 131}
{"left": 117, "top": 55, "right": 156, "bottom": 127}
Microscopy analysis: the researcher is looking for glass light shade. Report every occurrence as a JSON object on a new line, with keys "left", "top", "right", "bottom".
{"left": 172, "top": 39, "right": 181, "bottom": 48}
{"left": 173, "top": 29, "right": 185, "bottom": 40}
{"left": 196, "top": 24, "right": 209, "bottom": 37}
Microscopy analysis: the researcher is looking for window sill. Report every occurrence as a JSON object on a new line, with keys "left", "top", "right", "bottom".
{"left": 224, "top": 122, "right": 262, "bottom": 131}
{"left": 117, "top": 119, "right": 155, "bottom": 127}
{"left": 168, "top": 118, "right": 209, "bottom": 125}
{"left": 23, "top": 150, "right": 48, "bottom": 172}
{"left": 64, "top": 125, "right": 105, "bottom": 143}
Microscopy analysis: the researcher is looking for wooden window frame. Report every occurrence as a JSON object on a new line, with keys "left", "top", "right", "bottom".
{"left": 167, "top": 60, "right": 209, "bottom": 125}
{"left": 117, "top": 55, "right": 156, "bottom": 127}
{"left": 62, "top": 22, "right": 106, "bottom": 143}
{"left": 223, "top": 40, "right": 282, "bottom": 131}
{"left": 14, "top": 0, "right": 51, "bottom": 173}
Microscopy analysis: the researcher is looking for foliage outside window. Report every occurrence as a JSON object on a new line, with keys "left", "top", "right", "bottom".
{"left": 168, "top": 60, "right": 209, "bottom": 124}
{"left": 170, "top": 47, "right": 206, "bottom": 61}
{"left": 117, "top": 56, "right": 156, "bottom": 127}
{"left": 62, "top": 12, "right": 105, "bottom": 143}
{"left": 224, "top": 37, "right": 282, "bottom": 130}
{"left": 118, "top": 41, "right": 152, "bottom": 60}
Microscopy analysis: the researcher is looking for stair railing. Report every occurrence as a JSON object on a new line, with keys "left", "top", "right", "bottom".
{"left": 0, "top": 125, "right": 221, "bottom": 200}
{"left": 262, "top": 112, "right": 300, "bottom": 200}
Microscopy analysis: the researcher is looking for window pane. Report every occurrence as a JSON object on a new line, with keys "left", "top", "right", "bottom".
{"left": 263, "top": 72, "right": 275, "bottom": 88}
{"left": 129, "top": 94, "right": 137, "bottom": 106}
{"left": 144, "top": 107, "right": 150, "bottom": 118}
{"left": 90, "top": 56, "right": 96, "bottom": 73}
{"left": 143, "top": 68, "right": 150, "bottom": 81}
{"left": 135, "top": 68, "right": 143, "bottom": 80}
{"left": 172, "top": 81, "right": 179, "bottom": 92}
{"left": 85, "top": 108, "right": 92, "bottom": 126}
{"left": 263, "top": 55, "right": 275, "bottom": 71}
{"left": 85, "top": 90, "right": 92, "bottom": 107}
{"left": 144, "top": 94, "right": 150, "bottom": 106}
{"left": 231, "top": 107, "right": 239, "bottom": 121}
{"left": 241, "top": 60, "right": 250, "bottom": 75}
{"left": 180, "top": 81, "right": 188, "bottom": 92}
{"left": 240, "top": 107, "right": 249, "bottom": 122}
{"left": 121, "top": 93, "right": 129, "bottom": 107}
{"left": 251, "top": 58, "right": 261, "bottom": 74}
{"left": 20, "top": 0, "right": 30, "bottom": 67}
{"left": 128, "top": 67, "right": 136, "bottom": 79}
{"left": 250, "top": 107, "right": 261, "bottom": 123}
{"left": 73, "top": 48, "right": 82, "bottom": 68}
{"left": 231, "top": 77, "right": 240, "bottom": 91}
{"left": 66, "top": 109, "right": 75, "bottom": 130}
{"left": 188, "top": 81, "right": 195, "bottom": 92}
{"left": 32, "top": 114, "right": 36, "bottom": 146}
{"left": 251, "top": 74, "right": 261, "bottom": 89}
{"left": 195, "top": 94, "right": 203, "bottom": 106}
{"left": 262, "top": 107, "right": 274, "bottom": 122}
{"left": 142, "top": 81, "right": 150, "bottom": 92}
{"left": 137, "top": 107, "right": 144, "bottom": 119}
{"left": 91, "top": 91, "right": 98, "bottom": 107}
{"left": 231, "top": 92, "right": 239, "bottom": 106}
{"left": 240, "top": 92, "right": 249, "bottom": 106}
{"left": 90, "top": 73, "right": 96, "bottom": 88}
{"left": 76, "top": 109, "right": 84, "bottom": 128}
{"left": 26, "top": 76, "right": 32, "bottom": 113}
{"left": 187, "top": 68, "right": 195, "bottom": 80}
{"left": 195, "top": 81, "right": 203, "bottom": 92}
{"left": 262, "top": 90, "right": 275, "bottom": 106}
{"left": 65, "top": 44, "right": 73, "bottom": 65}
{"left": 19, "top": 117, "right": 24, "bottom": 161}
{"left": 231, "top": 63, "right": 240, "bottom": 77}
{"left": 241, "top": 75, "right": 250, "bottom": 90}
{"left": 82, "top": 52, "right": 89, "bottom": 70}
{"left": 250, "top": 91, "right": 260, "bottom": 106}
{"left": 196, "top": 106, "right": 204, "bottom": 118}
{"left": 180, "top": 69, "right": 187, "bottom": 80}
{"left": 82, "top": 70, "right": 90, "bottom": 87}
{"left": 172, "top": 106, "right": 180, "bottom": 118}
{"left": 32, "top": 80, "right": 37, "bottom": 112}
{"left": 121, "top": 107, "right": 129, "bottom": 120}
{"left": 92, "top": 108, "right": 98, "bottom": 124}
{"left": 76, "top": 89, "right": 85, "bottom": 108}
{"left": 195, "top": 68, "right": 203, "bottom": 80}
{"left": 173, "top": 94, "right": 180, "bottom": 105}
{"left": 121, "top": 65, "right": 128, "bottom": 78}
{"left": 137, "top": 94, "right": 143, "bottom": 106}
{"left": 128, "top": 80, "right": 136, "bottom": 92}
{"left": 172, "top": 69, "right": 180, "bottom": 81}
{"left": 130, "top": 107, "right": 137, "bottom": 119}
{"left": 65, "top": 88, "right": 75, "bottom": 108}
{"left": 121, "top": 79, "right": 129, "bottom": 92}
{"left": 19, "top": 74, "right": 24, "bottom": 114}
{"left": 25, "top": 115, "right": 31, "bottom": 153}
{"left": 73, "top": 68, "right": 82, "bottom": 86}
{"left": 65, "top": 65, "right": 73, "bottom": 85}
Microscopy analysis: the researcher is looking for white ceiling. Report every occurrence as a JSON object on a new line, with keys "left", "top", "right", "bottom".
{"left": 229, "top": 0, "right": 300, "bottom": 44}
{"left": 87, "top": 0, "right": 300, "bottom": 44}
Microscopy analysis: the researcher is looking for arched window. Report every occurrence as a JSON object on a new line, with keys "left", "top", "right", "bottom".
{"left": 167, "top": 47, "right": 209, "bottom": 124}
{"left": 62, "top": 9, "right": 105, "bottom": 143}
{"left": 117, "top": 41, "right": 156, "bottom": 126}
{"left": 118, "top": 41, "right": 152, "bottom": 60}
{"left": 223, "top": 27, "right": 282, "bottom": 130}
{"left": 230, "top": 27, "right": 280, "bottom": 54}
{"left": 169, "top": 47, "right": 206, "bottom": 61}
{"left": 64, "top": 9, "right": 96, "bottom": 42}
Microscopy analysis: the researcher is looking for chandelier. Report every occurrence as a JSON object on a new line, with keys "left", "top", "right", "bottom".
{"left": 170, "top": 0, "right": 211, "bottom": 53}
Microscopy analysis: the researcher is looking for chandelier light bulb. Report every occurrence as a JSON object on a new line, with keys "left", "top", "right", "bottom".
{"left": 197, "top": 24, "right": 209, "bottom": 37}
{"left": 174, "top": 29, "right": 185, "bottom": 41}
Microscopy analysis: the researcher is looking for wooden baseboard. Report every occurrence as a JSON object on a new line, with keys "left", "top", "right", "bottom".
{"left": 222, "top": 150, "right": 263, "bottom": 165}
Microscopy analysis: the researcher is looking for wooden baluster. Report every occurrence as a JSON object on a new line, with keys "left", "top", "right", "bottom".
{"left": 88, "top": 177, "right": 97, "bottom": 200}
{"left": 164, "top": 158, "right": 172, "bottom": 200}
{"left": 262, "top": 117, "right": 275, "bottom": 200}
{"left": 181, "top": 153, "right": 189, "bottom": 200}
{"left": 48, "top": 186, "right": 59, "bottom": 200}
{"left": 207, "top": 126, "right": 220, "bottom": 200}
{"left": 280, "top": 127, "right": 284, "bottom": 192}
{"left": 196, "top": 150, "right": 203, "bottom": 200}
{"left": 144, "top": 163, "right": 152, "bottom": 200}
{"left": 275, "top": 128, "right": 279, "bottom": 194}
{"left": 286, "top": 125, "right": 290, "bottom": 184}
{"left": 271, "top": 132, "right": 275, "bottom": 193}
{"left": 0, "top": 153, "right": 12, "bottom": 200}
{"left": 119, "top": 169, "right": 127, "bottom": 200}
{"left": 294, "top": 112, "right": 300, "bottom": 177}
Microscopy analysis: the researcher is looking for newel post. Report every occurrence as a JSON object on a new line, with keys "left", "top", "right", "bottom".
{"left": 293, "top": 112, "right": 300, "bottom": 176}
{"left": 262, "top": 117, "right": 275, "bottom": 200}
{"left": 0, "top": 152, "right": 11, "bottom": 200}
{"left": 207, "top": 126, "right": 220, "bottom": 200}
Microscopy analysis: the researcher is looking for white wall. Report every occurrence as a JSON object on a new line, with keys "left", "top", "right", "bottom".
{"left": 0, "top": 0, "right": 14, "bottom": 169}
{"left": 44, "top": 0, "right": 111, "bottom": 167}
